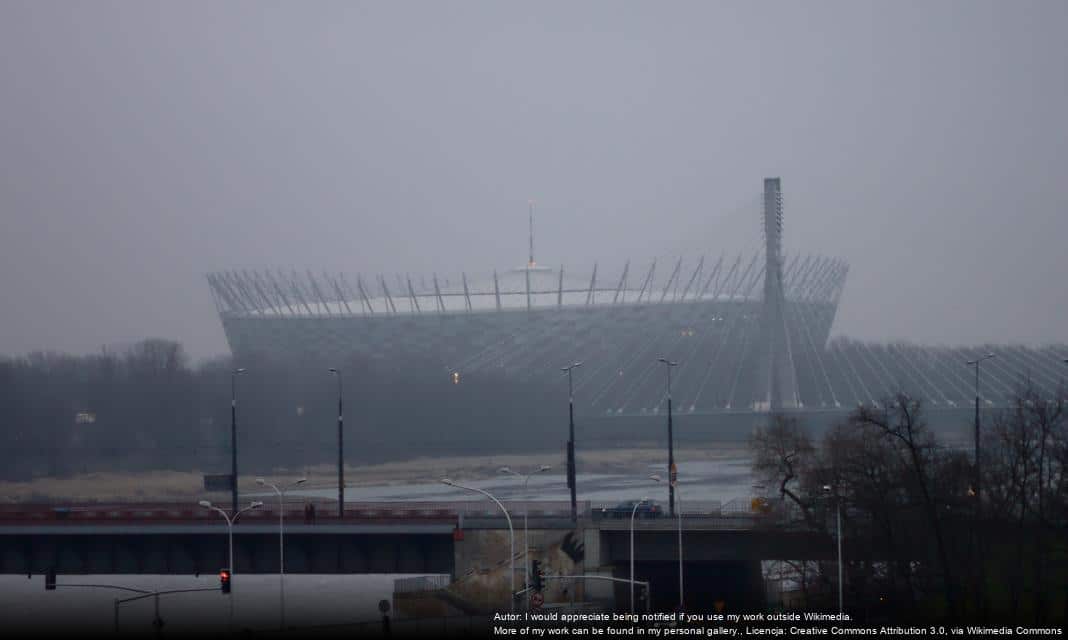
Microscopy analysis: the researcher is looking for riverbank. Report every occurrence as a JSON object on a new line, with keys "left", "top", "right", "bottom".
{"left": 0, "top": 443, "right": 752, "bottom": 503}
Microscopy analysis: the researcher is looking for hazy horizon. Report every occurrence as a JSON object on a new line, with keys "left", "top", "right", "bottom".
{"left": 2, "top": 1, "right": 1067, "bottom": 362}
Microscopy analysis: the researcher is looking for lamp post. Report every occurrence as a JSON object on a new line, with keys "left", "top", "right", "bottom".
{"left": 562, "top": 362, "right": 583, "bottom": 523}
{"left": 199, "top": 500, "right": 262, "bottom": 629}
{"left": 650, "top": 474, "right": 683, "bottom": 612}
{"left": 499, "top": 465, "right": 551, "bottom": 608}
{"left": 199, "top": 500, "right": 263, "bottom": 579}
{"left": 658, "top": 358, "right": 678, "bottom": 517}
{"left": 822, "top": 484, "right": 843, "bottom": 614}
{"left": 442, "top": 478, "right": 516, "bottom": 613}
{"left": 256, "top": 477, "right": 306, "bottom": 629}
{"left": 328, "top": 368, "right": 344, "bottom": 517}
{"left": 630, "top": 497, "right": 650, "bottom": 614}
{"left": 965, "top": 352, "right": 993, "bottom": 621}
{"left": 230, "top": 368, "right": 246, "bottom": 514}
{"left": 965, "top": 353, "right": 994, "bottom": 501}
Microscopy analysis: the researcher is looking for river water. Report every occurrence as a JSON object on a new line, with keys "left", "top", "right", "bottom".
{"left": 285, "top": 454, "right": 758, "bottom": 508}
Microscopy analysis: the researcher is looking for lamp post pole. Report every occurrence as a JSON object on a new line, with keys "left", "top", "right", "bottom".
{"left": 442, "top": 479, "right": 516, "bottom": 613}
{"left": 257, "top": 478, "right": 306, "bottom": 630}
{"left": 200, "top": 501, "right": 263, "bottom": 580}
{"left": 965, "top": 353, "right": 994, "bottom": 503}
{"left": 500, "top": 465, "right": 551, "bottom": 609}
{"left": 329, "top": 368, "right": 344, "bottom": 517}
{"left": 651, "top": 475, "right": 683, "bottom": 611}
{"left": 836, "top": 496, "right": 842, "bottom": 613}
{"left": 965, "top": 352, "right": 994, "bottom": 621}
{"left": 199, "top": 500, "right": 262, "bottom": 630}
{"left": 822, "top": 485, "right": 843, "bottom": 614}
{"left": 630, "top": 497, "right": 649, "bottom": 614}
{"left": 562, "top": 362, "right": 583, "bottom": 523}
{"left": 230, "top": 368, "right": 246, "bottom": 514}
{"left": 658, "top": 358, "right": 678, "bottom": 517}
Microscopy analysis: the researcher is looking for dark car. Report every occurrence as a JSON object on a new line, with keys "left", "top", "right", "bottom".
{"left": 600, "top": 500, "right": 663, "bottom": 519}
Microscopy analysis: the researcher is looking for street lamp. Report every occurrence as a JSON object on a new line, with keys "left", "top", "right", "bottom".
{"left": 199, "top": 500, "right": 263, "bottom": 578}
{"left": 230, "top": 368, "right": 247, "bottom": 514}
{"left": 441, "top": 478, "right": 516, "bottom": 613}
{"left": 200, "top": 497, "right": 260, "bottom": 628}
{"left": 199, "top": 499, "right": 262, "bottom": 629}
{"left": 630, "top": 497, "right": 650, "bottom": 614}
{"left": 256, "top": 477, "right": 306, "bottom": 629}
{"left": 561, "top": 362, "right": 583, "bottom": 522}
{"left": 650, "top": 474, "right": 683, "bottom": 612}
{"left": 965, "top": 351, "right": 994, "bottom": 621}
{"left": 964, "top": 353, "right": 994, "bottom": 501}
{"left": 328, "top": 368, "right": 344, "bottom": 517}
{"left": 822, "top": 484, "right": 843, "bottom": 614}
{"left": 499, "top": 465, "right": 552, "bottom": 607}
{"left": 658, "top": 358, "right": 678, "bottom": 517}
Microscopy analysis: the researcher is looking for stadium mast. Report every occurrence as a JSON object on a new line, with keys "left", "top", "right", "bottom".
{"left": 758, "top": 177, "right": 801, "bottom": 411}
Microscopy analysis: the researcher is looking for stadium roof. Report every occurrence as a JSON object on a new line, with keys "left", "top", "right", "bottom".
{"left": 207, "top": 252, "right": 848, "bottom": 318}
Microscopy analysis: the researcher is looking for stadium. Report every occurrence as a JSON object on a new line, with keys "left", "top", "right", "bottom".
{"left": 207, "top": 178, "right": 1068, "bottom": 436}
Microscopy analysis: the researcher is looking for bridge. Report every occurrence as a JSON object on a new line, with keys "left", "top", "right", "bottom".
{"left": 0, "top": 500, "right": 836, "bottom": 611}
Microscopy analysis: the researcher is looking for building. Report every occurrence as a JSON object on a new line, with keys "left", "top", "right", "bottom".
{"left": 207, "top": 178, "right": 1067, "bottom": 419}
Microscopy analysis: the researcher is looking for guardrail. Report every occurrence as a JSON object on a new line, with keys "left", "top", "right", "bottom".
{"left": 593, "top": 516, "right": 762, "bottom": 531}
{"left": 589, "top": 498, "right": 779, "bottom": 520}
{"left": 0, "top": 500, "right": 590, "bottom": 525}
{"left": 0, "top": 498, "right": 778, "bottom": 525}
{"left": 394, "top": 574, "right": 451, "bottom": 594}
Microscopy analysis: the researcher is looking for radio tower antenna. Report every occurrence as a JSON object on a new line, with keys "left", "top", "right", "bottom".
{"left": 528, "top": 200, "right": 536, "bottom": 268}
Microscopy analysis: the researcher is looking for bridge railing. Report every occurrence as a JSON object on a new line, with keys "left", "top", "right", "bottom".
{"left": 0, "top": 498, "right": 781, "bottom": 524}
{"left": 394, "top": 574, "right": 452, "bottom": 594}
{"left": 588, "top": 498, "right": 781, "bottom": 521}
{"left": 0, "top": 500, "right": 590, "bottom": 524}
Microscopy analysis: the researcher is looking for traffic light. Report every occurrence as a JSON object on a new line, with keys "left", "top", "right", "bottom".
{"left": 45, "top": 567, "right": 56, "bottom": 591}
{"left": 219, "top": 568, "right": 231, "bottom": 594}
{"left": 531, "top": 560, "right": 543, "bottom": 592}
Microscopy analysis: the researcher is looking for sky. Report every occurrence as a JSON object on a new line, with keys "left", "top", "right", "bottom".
{"left": 1, "top": 1, "right": 1066, "bottom": 362}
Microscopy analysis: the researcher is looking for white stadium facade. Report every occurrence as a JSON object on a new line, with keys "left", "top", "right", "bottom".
{"left": 208, "top": 178, "right": 1068, "bottom": 424}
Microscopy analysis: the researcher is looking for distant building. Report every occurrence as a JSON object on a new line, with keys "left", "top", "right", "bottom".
{"left": 207, "top": 178, "right": 1066, "bottom": 416}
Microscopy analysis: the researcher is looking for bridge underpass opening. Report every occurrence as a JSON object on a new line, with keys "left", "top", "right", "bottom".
{"left": 612, "top": 560, "right": 765, "bottom": 613}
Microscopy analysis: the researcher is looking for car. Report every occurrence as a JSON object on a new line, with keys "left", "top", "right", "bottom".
{"left": 600, "top": 500, "right": 663, "bottom": 519}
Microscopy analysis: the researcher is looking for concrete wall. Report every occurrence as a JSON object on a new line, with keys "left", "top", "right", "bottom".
{"left": 0, "top": 532, "right": 454, "bottom": 575}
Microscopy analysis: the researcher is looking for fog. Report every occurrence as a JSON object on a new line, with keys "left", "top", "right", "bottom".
{"left": 1, "top": 1, "right": 1066, "bottom": 361}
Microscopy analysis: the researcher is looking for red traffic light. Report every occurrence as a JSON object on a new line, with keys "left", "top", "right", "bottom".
{"left": 219, "top": 569, "right": 231, "bottom": 594}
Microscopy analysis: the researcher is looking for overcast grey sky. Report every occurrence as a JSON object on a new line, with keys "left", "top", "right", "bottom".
{"left": 1, "top": 1, "right": 1066, "bottom": 361}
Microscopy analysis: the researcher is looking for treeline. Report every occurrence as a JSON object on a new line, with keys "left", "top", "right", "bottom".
{"left": 0, "top": 339, "right": 571, "bottom": 481}
{"left": 752, "top": 386, "right": 1068, "bottom": 625}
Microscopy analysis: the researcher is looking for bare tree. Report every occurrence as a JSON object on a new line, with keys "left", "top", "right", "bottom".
{"left": 986, "top": 382, "right": 1066, "bottom": 623}
{"left": 751, "top": 414, "right": 816, "bottom": 526}
{"left": 849, "top": 394, "right": 960, "bottom": 622}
